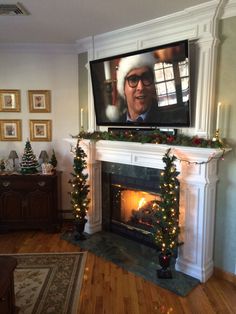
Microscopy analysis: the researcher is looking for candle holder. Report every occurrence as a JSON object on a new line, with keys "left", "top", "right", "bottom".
{"left": 212, "top": 129, "right": 223, "bottom": 144}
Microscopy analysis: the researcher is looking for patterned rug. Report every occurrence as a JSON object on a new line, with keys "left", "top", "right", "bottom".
{"left": 62, "top": 231, "right": 199, "bottom": 297}
{"left": 10, "top": 252, "right": 87, "bottom": 314}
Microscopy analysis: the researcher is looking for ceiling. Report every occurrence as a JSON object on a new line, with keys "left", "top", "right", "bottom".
{"left": 0, "top": 0, "right": 207, "bottom": 44}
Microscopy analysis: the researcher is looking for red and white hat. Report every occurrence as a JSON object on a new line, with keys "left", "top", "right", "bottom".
{"left": 116, "top": 52, "right": 156, "bottom": 98}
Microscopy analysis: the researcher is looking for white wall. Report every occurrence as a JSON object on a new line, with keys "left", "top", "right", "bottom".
{"left": 214, "top": 16, "right": 236, "bottom": 274}
{"left": 0, "top": 50, "right": 79, "bottom": 212}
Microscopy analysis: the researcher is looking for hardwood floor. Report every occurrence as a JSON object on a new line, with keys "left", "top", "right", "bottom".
{"left": 0, "top": 229, "right": 235, "bottom": 314}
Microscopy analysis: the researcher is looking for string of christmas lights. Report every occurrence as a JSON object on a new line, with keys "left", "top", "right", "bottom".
{"left": 172, "top": 148, "right": 226, "bottom": 165}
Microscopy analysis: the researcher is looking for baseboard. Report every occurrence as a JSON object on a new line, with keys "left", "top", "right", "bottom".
{"left": 214, "top": 267, "right": 236, "bottom": 286}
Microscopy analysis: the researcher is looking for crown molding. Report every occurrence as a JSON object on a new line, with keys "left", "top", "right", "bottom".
{"left": 222, "top": 0, "right": 236, "bottom": 18}
{"left": 75, "top": 37, "right": 93, "bottom": 54}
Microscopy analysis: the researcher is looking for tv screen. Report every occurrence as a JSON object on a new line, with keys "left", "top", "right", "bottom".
{"left": 90, "top": 40, "right": 190, "bottom": 128}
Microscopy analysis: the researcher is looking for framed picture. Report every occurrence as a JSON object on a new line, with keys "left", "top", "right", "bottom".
{"left": 28, "top": 90, "right": 51, "bottom": 113}
{"left": 30, "top": 119, "right": 52, "bottom": 141}
{"left": 0, "top": 119, "right": 22, "bottom": 141}
{"left": 0, "top": 89, "right": 21, "bottom": 112}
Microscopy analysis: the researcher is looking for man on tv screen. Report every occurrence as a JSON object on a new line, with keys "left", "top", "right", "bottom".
{"left": 117, "top": 52, "right": 158, "bottom": 123}
{"left": 91, "top": 43, "right": 190, "bottom": 127}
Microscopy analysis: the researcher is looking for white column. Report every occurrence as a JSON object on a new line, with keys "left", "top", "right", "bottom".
{"left": 175, "top": 158, "right": 218, "bottom": 282}
{"left": 81, "top": 140, "right": 102, "bottom": 234}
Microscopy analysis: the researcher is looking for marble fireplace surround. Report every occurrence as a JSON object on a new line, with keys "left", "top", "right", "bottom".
{"left": 81, "top": 139, "right": 226, "bottom": 283}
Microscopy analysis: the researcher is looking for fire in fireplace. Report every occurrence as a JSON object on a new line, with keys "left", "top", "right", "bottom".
{"left": 111, "top": 184, "right": 160, "bottom": 233}
{"left": 102, "top": 162, "right": 163, "bottom": 247}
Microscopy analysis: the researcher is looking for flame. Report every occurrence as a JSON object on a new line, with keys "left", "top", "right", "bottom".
{"left": 138, "top": 197, "right": 147, "bottom": 209}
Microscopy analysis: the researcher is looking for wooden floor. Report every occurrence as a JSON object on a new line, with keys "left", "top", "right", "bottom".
{"left": 0, "top": 229, "right": 235, "bottom": 314}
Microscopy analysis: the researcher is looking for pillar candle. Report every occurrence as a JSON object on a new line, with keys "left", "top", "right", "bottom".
{"left": 216, "top": 102, "right": 221, "bottom": 130}
{"left": 80, "top": 108, "right": 84, "bottom": 127}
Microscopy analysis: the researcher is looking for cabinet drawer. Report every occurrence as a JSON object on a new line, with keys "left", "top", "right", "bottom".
{"left": 0, "top": 175, "right": 54, "bottom": 191}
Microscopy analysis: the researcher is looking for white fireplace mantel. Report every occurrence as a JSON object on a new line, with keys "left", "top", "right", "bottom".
{"left": 81, "top": 139, "right": 229, "bottom": 282}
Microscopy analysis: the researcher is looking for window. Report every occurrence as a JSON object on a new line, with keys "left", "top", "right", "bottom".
{"left": 154, "top": 59, "right": 189, "bottom": 107}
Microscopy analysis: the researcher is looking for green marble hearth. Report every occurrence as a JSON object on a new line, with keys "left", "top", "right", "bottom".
{"left": 62, "top": 230, "right": 199, "bottom": 296}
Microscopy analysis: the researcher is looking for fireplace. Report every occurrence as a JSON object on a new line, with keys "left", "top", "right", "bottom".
{"left": 102, "top": 162, "right": 163, "bottom": 247}
{"left": 80, "top": 139, "right": 227, "bottom": 282}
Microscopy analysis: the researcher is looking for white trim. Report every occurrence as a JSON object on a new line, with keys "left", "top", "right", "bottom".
{"left": 222, "top": 0, "right": 236, "bottom": 19}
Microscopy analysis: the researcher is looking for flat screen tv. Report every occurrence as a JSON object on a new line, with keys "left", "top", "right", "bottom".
{"left": 90, "top": 40, "right": 191, "bottom": 128}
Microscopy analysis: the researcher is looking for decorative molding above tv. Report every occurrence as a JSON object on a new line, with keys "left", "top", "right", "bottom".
{"left": 76, "top": 0, "right": 233, "bottom": 139}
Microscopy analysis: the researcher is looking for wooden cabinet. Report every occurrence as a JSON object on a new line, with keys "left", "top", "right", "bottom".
{"left": 0, "top": 172, "right": 62, "bottom": 232}
{"left": 0, "top": 256, "right": 17, "bottom": 314}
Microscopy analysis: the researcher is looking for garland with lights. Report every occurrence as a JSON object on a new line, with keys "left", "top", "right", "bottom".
{"left": 69, "top": 140, "right": 90, "bottom": 240}
{"left": 154, "top": 148, "right": 180, "bottom": 256}
{"left": 74, "top": 129, "right": 225, "bottom": 149}
{"left": 73, "top": 129, "right": 226, "bottom": 165}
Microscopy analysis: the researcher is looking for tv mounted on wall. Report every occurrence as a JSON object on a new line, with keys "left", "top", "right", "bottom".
{"left": 90, "top": 40, "right": 191, "bottom": 128}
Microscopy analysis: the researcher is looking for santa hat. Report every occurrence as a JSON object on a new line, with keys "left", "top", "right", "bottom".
{"left": 116, "top": 52, "right": 156, "bottom": 98}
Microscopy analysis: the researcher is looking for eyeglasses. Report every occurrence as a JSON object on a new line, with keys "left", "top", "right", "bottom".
{"left": 126, "top": 72, "right": 154, "bottom": 88}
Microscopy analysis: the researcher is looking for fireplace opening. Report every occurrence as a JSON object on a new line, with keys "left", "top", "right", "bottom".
{"left": 102, "top": 162, "right": 163, "bottom": 248}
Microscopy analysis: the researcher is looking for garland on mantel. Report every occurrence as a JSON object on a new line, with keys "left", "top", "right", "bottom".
{"left": 74, "top": 129, "right": 225, "bottom": 149}
{"left": 72, "top": 129, "right": 227, "bottom": 165}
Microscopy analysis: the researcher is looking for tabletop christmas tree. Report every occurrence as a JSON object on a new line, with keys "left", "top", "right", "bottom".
{"left": 49, "top": 149, "right": 58, "bottom": 169}
{"left": 21, "top": 139, "right": 39, "bottom": 174}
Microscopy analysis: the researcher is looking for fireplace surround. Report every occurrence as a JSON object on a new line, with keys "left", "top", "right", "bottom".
{"left": 80, "top": 139, "right": 228, "bottom": 282}
{"left": 102, "top": 161, "right": 162, "bottom": 247}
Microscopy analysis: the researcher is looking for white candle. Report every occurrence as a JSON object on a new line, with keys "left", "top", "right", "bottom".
{"left": 216, "top": 102, "right": 221, "bottom": 130}
{"left": 80, "top": 108, "right": 84, "bottom": 127}
{"left": 104, "top": 61, "right": 111, "bottom": 80}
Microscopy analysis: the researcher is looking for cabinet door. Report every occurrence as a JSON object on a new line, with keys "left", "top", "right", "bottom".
{"left": 26, "top": 190, "right": 52, "bottom": 221}
{"left": 0, "top": 191, "right": 24, "bottom": 221}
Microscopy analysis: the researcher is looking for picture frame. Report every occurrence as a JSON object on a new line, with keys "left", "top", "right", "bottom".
{"left": 30, "top": 119, "right": 52, "bottom": 141}
{"left": 0, "top": 89, "right": 21, "bottom": 112}
{"left": 28, "top": 90, "right": 51, "bottom": 113}
{"left": 0, "top": 119, "right": 22, "bottom": 141}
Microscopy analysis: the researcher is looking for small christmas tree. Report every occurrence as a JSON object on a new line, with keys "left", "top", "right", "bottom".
{"left": 69, "top": 139, "right": 90, "bottom": 240}
{"left": 49, "top": 149, "right": 57, "bottom": 169}
{"left": 154, "top": 148, "right": 180, "bottom": 278}
{"left": 0, "top": 159, "right": 5, "bottom": 171}
{"left": 21, "top": 140, "right": 39, "bottom": 174}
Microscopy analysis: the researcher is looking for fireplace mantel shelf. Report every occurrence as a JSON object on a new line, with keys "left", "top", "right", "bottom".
{"left": 82, "top": 139, "right": 228, "bottom": 170}
{"left": 80, "top": 139, "right": 230, "bottom": 283}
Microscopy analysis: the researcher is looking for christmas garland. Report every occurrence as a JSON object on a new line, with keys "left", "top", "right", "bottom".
{"left": 74, "top": 129, "right": 224, "bottom": 149}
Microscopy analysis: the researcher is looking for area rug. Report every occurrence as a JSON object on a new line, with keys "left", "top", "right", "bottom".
{"left": 7, "top": 252, "right": 87, "bottom": 314}
{"left": 62, "top": 231, "right": 199, "bottom": 297}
